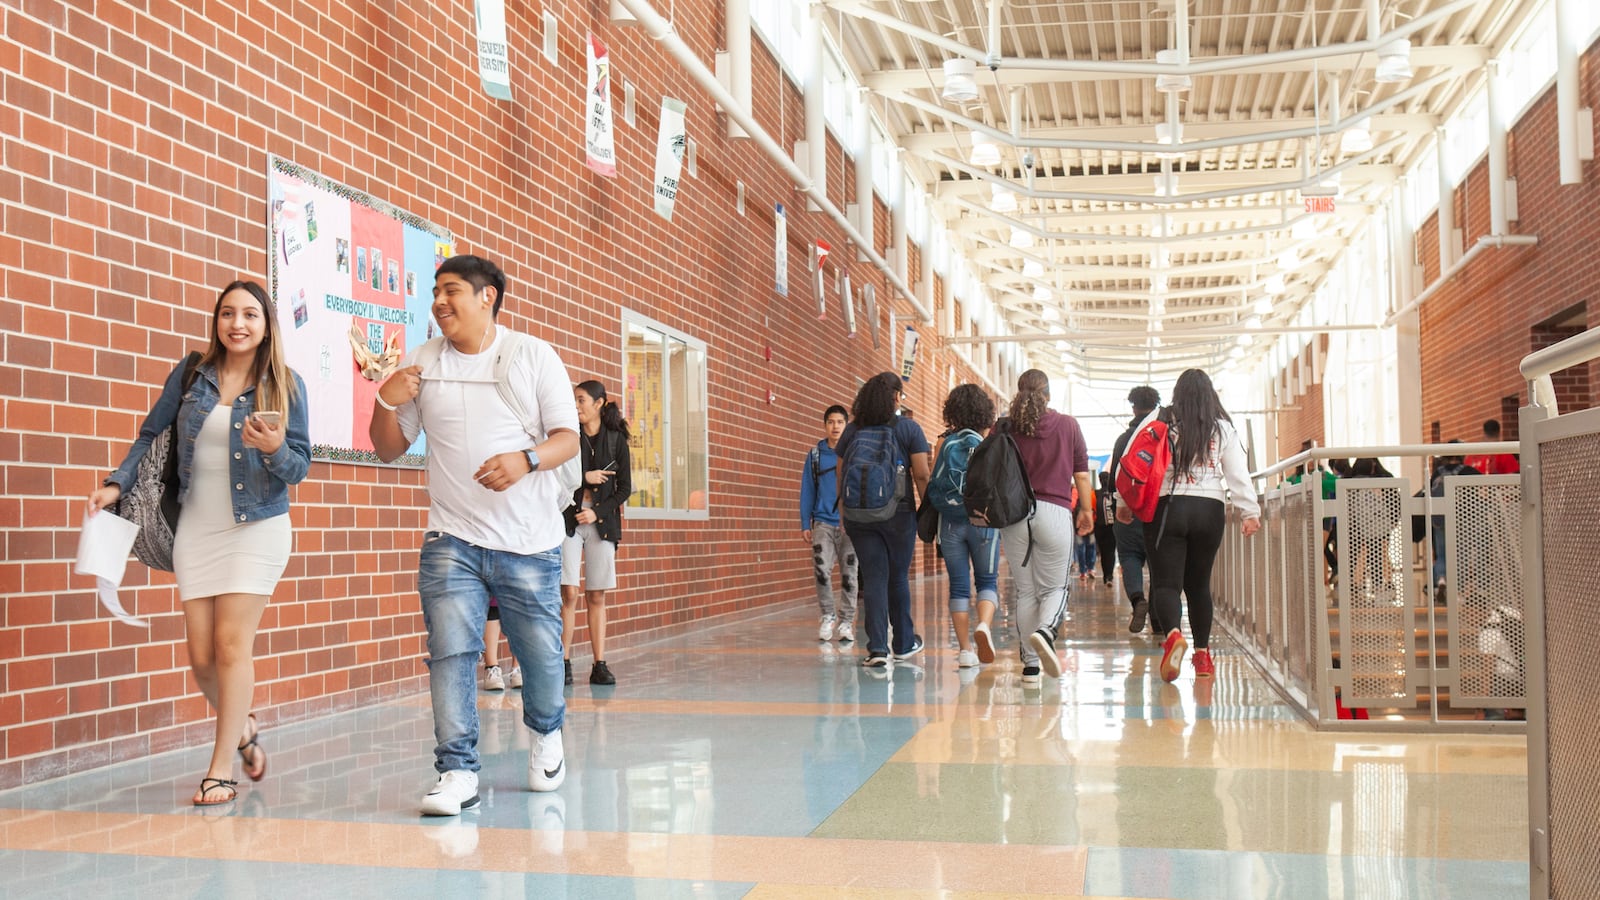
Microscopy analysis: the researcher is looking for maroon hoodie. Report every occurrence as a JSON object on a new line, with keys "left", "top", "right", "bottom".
{"left": 1010, "top": 409, "right": 1090, "bottom": 511}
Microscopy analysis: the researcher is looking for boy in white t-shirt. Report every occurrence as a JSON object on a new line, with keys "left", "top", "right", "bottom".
{"left": 370, "top": 255, "right": 579, "bottom": 816}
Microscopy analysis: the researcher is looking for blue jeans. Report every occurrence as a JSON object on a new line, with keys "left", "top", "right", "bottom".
{"left": 845, "top": 510, "right": 918, "bottom": 656}
{"left": 939, "top": 516, "right": 998, "bottom": 613}
{"left": 1431, "top": 518, "right": 1446, "bottom": 585}
{"left": 418, "top": 532, "right": 565, "bottom": 773}
{"left": 1113, "top": 520, "right": 1147, "bottom": 601}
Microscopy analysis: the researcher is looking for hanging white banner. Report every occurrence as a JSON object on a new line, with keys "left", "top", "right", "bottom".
{"left": 863, "top": 282, "right": 880, "bottom": 349}
{"left": 841, "top": 270, "right": 856, "bottom": 336}
{"left": 584, "top": 35, "right": 617, "bottom": 176}
{"left": 652, "top": 98, "right": 687, "bottom": 220}
{"left": 900, "top": 326, "right": 919, "bottom": 381}
{"left": 774, "top": 203, "right": 788, "bottom": 296}
{"left": 475, "top": 0, "right": 512, "bottom": 100}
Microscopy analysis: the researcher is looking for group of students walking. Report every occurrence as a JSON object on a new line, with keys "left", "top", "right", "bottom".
{"left": 89, "top": 255, "right": 632, "bottom": 815}
{"left": 801, "top": 367, "right": 1261, "bottom": 689}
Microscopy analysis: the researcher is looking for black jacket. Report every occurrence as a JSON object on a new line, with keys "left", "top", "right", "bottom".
{"left": 562, "top": 427, "right": 633, "bottom": 544}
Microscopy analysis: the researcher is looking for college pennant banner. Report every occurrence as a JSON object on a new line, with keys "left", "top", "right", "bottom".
{"left": 652, "top": 98, "right": 687, "bottom": 220}
{"left": 812, "top": 240, "right": 830, "bottom": 319}
{"left": 774, "top": 203, "right": 788, "bottom": 296}
{"left": 475, "top": 0, "right": 512, "bottom": 100}
{"left": 863, "top": 282, "right": 880, "bottom": 348}
{"left": 584, "top": 35, "right": 617, "bottom": 176}
{"left": 841, "top": 270, "right": 856, "bottom": 336}
{"left": 900, "top": 326, "right": 919, "bottom": 381}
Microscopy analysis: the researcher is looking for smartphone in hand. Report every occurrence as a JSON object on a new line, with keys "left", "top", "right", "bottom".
{"left": 253, "top": 411, "right": 282, "bottom": 428}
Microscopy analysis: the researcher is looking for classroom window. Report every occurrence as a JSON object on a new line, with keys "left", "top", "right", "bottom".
{"left": 622, "top": 312, "right": 709, "bottom": 518}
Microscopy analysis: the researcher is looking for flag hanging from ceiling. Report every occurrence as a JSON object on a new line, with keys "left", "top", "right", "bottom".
{"left": 584, "top": 35, "right": 617, "bottom": 176}
{"left": 774, "top": 203, "right": 788, "bottom": 295}
{"left": 475, "top": 0, "right": 512, "bottom": 100}
{"left": 652, "top": 98, "right": 687, "bottom": 220}
{"left": 864, "top": 282, "right": 880, "bottom": 348}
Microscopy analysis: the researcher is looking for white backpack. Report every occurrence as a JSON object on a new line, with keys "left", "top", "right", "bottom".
{"left": 411, "top": 331, "right": 583, "bottom": 499}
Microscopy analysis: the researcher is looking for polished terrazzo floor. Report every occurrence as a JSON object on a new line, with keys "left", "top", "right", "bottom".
{"left": 0, "top": 573, "right": 1530, "bottom": 898}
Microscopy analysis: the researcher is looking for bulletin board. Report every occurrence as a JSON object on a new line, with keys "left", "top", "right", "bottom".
{"left": 265, "top": 156, "right": 454, "bottom": 465}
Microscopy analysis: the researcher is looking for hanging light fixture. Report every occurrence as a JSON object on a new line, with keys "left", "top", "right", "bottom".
{"left": 1008, "top": 226, "right": 1034, "bottom": 249}
{"left": 1291, "top": 217, "right": 1318, "bottom": 240}
{"left": 990, "top": 184, "right": 1018, "bottom": 212}
{"left": 1253, "top": 296, "right": 1274, "bottom": 315}
{"left": 970, "top": 134, "right": 1002, "bottom": 166}
{"left": 1277, "top": 248, "right": 1301, "bottom": 270}
{"left": 1265, "top": 273, "right": 1287, "bottom": 295}
{"left": 1023, "top": 259, "right": 1045, "bottom": 278}
{"left": 1154, "top": 121, "right": 1184, "bottom": 159}
{"left": 1033, "top": 286, "right": 1052, "bottom": 302}
{"left": 942, "top": 58, "right": 980, "bottom": 102}
{"left": 1340, "top": 118, "right": 1374, "bottom": 153}
{"left": 1229, "top": 345, "right": 1245, "bottom": 359}
{"left": 1155, "top": 48, "right": 1191, "bottom": 93}
{"left": 1375, "top": 40, "right": 1413, "bottom": 84}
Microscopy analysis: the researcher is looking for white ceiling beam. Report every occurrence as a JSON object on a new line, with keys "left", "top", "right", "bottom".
{"left": 897, "top": 113, "right": 1439, "bottom": 153}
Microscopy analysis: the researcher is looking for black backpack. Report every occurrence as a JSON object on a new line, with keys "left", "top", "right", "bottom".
{"left": 840, "top": 424, "right": 906, "bottom": 523}
{"left": 962, "top": 422, "right": 1036, "bottom": 564}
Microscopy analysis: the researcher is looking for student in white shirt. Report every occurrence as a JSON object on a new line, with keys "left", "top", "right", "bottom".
{"left": 1118, "top": 368, "right": 1261, "bottom": 683}
{"left": 370, "top": 255, "right": 579, "bottom": 816}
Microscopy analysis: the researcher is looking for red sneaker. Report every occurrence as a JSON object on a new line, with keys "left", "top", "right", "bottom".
{"left": 1193, "top": 649, "right": 1215, "bottom": 678}
{"left": 1159, "top": 629, "right": 1188, "bottom": 683}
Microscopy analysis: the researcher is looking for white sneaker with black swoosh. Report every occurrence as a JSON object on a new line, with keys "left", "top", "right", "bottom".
{"left": 529, "top": 727, "right": 566, "bottom": 792}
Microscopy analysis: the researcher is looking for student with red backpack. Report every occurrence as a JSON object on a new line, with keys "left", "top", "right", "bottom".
{"left": 1116, "top": 368, "right": 1260, "bottom": 683}
{"left": 836, "top": 373, "right": 932, "bottom": 668}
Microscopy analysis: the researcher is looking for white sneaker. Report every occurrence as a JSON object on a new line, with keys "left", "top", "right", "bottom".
{"left": 481, "top": 665, "right": 505, "bottom": 691}
{"left": 818, "top": 614, "right": 837, "bottom": 641}
{"left": 957, "top": 649, "right": 979, "bottom": 668}
{"left": 837, "top": 620, "right": 855, "bottom": 643}
{"left": 529, "top": 728, "right": 566, "bottom": 792}
{"left": 973, "top": 622, "right": 995, "bottom": 664}
{"left": 420, "top": 769, "right": 480, "bottom": 816}
{"left": 507, "top": 666, "right": 523, "bottom": 689}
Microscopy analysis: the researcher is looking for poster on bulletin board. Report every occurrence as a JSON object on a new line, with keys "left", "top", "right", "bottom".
{"left": 265, "top": 155, "right": 454, "bottom": 466}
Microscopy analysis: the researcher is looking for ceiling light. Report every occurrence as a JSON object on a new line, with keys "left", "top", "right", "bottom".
{"left": 942, "top": 58, "right": 979, "bottom": 102}
{"left": 1237, "top": 333, "right": 1254, "bottom": 346}
{"left": 1154, "top": 121, "right": 1183, "bottom": 159}
{"left": 1265, "top": 274, "right": 1286, "bottom": 295}
{"left": 1056, "top": 339, "right": 1070, "bottom": 351}
{"left": 970, "top": 134, "right": 1002, "bottom": 167}
{"left": 990, "top": 184, "right": 1017, "bottom": 212}
{"left": 1229, "top": 345, "right": 1245, "bottom": 359}
{"left": 1340, "top": 119, "right": 1374, "bottom": 154}
{"left": 1023, "top": 259, "right": 1044, "bottom": 278}
{"left": 1375, "top": 39, "right": 1412, "bottom": 84}
{"left": 1277, "top": 248, "right": 1300, "bottom": 270}
{"left": 1035, "top": 287, "right": 1054, "bottom": 303}
{"left": 1253, "top": 296, "right": 1274, "bottom": 315}
{"left": 1155, "top": 48, "right": 1191, "bottom": 93}
{"left": 1291, "top": 217, "right": 1317, "bottom": 240}
{"left": 1008, "top": 226, "right": 1034, "bottom": 249}
{"left": 1245, "top": 315, "right": 1262, "bottom": 329}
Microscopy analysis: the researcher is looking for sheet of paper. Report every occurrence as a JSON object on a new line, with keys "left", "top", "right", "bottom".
{"left": 74, "top": 510, "right": 149, "bottom": 628}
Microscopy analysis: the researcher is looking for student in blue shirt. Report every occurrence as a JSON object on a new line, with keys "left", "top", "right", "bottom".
{"left": 800, "top": 405, "right": 858, "bottom": 642}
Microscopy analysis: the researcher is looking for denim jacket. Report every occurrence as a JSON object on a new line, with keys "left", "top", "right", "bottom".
{"left": 107, "top": 357, "right": 312, "bottom": 522}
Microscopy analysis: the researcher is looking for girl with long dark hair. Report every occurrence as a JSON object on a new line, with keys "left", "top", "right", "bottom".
{"left": 561, "top": 380, "right": 633, "bottom": 685}
{"left": 1118, "top": 368, "right": 1260, "bottom": 682}
{"left": 837, "top": 372, "right": 931, "bottom": 667}
{"left": 90, "top": 280, "right": 311, "bottom": 805}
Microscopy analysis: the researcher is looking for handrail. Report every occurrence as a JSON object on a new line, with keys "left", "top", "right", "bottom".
{"left": 1252, "top": 442, "right": 1520, "bottom": 482}
{"left": 1519, "top": 326, "right": 1600, "bottom": 381}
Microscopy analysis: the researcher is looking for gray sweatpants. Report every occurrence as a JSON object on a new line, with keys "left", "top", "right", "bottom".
{"left": 812, "top": 522, "right": 858, "bottom": 621}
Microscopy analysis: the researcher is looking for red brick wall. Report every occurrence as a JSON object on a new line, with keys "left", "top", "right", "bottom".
{"left": 1275, "top": 340, "right": 1326, "bottom": 459}
{"left": 0, "top": 0, "right": 976, "bottom": 787}
{"left": 1415, "top": 39, "right": 1600, "bottom": 436}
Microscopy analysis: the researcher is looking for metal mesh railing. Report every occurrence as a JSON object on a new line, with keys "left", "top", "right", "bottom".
{"left": 1534, "top": 429, "right": 1600, "bottom": 900}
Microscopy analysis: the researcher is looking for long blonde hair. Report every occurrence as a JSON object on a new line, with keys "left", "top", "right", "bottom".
{"left": 1007, "top": 369, "right": 1050, "bottom": 436}
{"left": 199, "top": 280, "right": 298, "bottom": 414}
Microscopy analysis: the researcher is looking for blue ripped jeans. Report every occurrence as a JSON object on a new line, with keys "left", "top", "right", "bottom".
{"left": 418, "top": 532, "right": 564, "bottom": 773}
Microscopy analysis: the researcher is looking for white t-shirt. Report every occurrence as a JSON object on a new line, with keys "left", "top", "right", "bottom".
{"left": 395, "top": 328, "right": 579, "bottom": 554}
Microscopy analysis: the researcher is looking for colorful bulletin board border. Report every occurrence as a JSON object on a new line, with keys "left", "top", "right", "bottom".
{"left": 265, "top": 155, "right": 454, "bottom": 466}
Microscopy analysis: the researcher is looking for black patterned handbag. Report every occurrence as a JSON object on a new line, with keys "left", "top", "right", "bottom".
{"left": 114, "top": 352, "right": 200, "bottom": 572}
